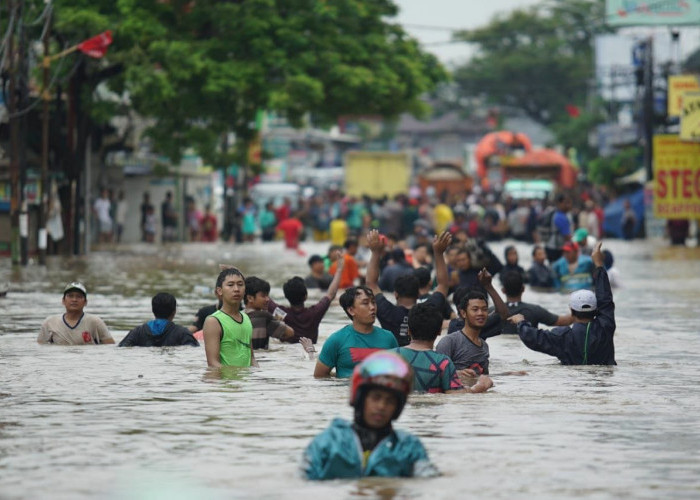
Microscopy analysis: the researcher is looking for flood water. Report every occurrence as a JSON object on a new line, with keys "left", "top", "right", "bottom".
{"left": 1, "top": 239, "right": 699, "bottom": 499}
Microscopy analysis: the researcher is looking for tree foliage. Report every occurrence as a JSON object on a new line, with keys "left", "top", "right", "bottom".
{"left": 451, "top": 0, "right": 608, "bottom": 127}
{"left": 49, "top": 0, "right": 446, "bottom": 166}
{"left": 587, "top": 146, "right": 641, "bottom": 188}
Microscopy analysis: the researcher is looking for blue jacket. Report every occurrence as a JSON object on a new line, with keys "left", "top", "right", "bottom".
{"left": 517, "top": 267, "right": 616, "bottom": 365}
{"left": 302, "top": 418, "right": 439, "bottom": 480}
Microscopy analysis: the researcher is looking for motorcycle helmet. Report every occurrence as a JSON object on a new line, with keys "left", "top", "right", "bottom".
{"left": 350, "top": 351, "right": 413, "bottom": 420}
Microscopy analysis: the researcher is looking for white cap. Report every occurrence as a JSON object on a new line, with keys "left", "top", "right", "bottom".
{"left": 569, "top": 290, "right": 596, "bottom": 312}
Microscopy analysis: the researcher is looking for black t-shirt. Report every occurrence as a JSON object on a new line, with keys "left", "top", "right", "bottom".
{"left": 192, "top": 304, "right": 218, "bottom": 331}
{"left": 500, "top": 301, "right": 559, "bottom": 334}
{"left": 376, "top": 292, "right": 447, "bottom": 346}
{"left": 417, "top": 292, "right": 452, "bottom": 320}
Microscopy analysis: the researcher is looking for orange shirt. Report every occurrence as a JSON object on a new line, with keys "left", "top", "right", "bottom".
{"left": 329, "top": 254, "right": 360, "bottom": 288}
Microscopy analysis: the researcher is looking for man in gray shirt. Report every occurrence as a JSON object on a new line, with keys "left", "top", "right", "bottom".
{"left": 435, "top": 270, "right": 508, "bottom": 376}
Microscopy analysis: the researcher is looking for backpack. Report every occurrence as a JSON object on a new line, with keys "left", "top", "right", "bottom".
{"left": 536, "top": 207, "right": 556, "bottom": 245}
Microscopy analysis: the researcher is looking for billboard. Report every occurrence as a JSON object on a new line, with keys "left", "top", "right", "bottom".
{"left": 668, "top": 75, "right": 700, "bottom": 117}
{"left": 606, "top": 0, "right": 700, "bottom": 26}
{"left": 653, "top": 135, "right": 700, "bottom": 218}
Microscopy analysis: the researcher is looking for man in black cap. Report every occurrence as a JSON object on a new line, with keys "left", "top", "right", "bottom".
{"left": 38, "top": 282, "right": 114, "bottom": 345}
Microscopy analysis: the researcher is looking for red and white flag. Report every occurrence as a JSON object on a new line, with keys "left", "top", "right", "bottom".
{"left": 78, "top": 31, "right": 113, "bottom": 58}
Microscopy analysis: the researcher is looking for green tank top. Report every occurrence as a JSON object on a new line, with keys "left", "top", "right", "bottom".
{"left": 212, "top": 309, "right": 253, "bottom": 367}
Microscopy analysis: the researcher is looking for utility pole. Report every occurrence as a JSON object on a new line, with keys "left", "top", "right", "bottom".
{"left": 39, "top": 6, "right": 52, "bottom": 265}
{"left": 642, "top": 37, "right": 654, "bottom": 183}
{"left": 7, "top": 0, "right": 21, "bottom": 265}
{"left": 17, "top": 0, "right": 29, "bottom": 265}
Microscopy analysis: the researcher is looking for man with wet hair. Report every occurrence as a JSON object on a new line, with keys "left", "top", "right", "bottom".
{"left": 119, "top": 293, "right": 199, "bottom": 347}
{"left": 244, "top": 276, "right": 294, "bottom": 350}
{"left": 267, "top": 258, "right": 344, "bottom": 344}
{"left": 203, "top": 267, "right": 257, "bottom": 368}
{"left": 499, "top": 271, "right": 572, "bottom": 335}
{"left": 509, "top": 242, "right": 616, "bottom": 365}
{"left": 366, "top": 229, "right": 452, "bottom": 347}
{"left": 38, "top": 282, "right": 114, "bottom": 345}
{"left": 314, "top": 286, "right": 398, "bottom": 379}
{"left": 304, "top": 254, "right": 333, "bottom": 290}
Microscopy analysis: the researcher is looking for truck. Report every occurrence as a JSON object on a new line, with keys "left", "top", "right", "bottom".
{"left": 344, "top": 151, "right": 411, "bottom": 198}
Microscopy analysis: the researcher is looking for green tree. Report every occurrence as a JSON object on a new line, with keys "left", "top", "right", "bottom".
{"left": 452, "top": 0, "right": 607, "bottom": 127}
{"left": 52, "top": 0, "right": 446, "bottom": 168}
{"left": 587, "top": 146, "right": 641, "bottom": 188}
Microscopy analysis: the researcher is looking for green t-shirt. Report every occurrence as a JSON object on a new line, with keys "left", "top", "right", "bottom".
{"left": 212, "top": 309, "right": 253, "bottom": 367}
{"left": 318, "top": 324, "right": 399, "bottom": 378}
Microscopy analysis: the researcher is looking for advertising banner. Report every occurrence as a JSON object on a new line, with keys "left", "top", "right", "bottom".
{"left": 606, "top": 0, "right": 700, "bottom": 26}
{"left": 668, "top": 75, "right": 700, "bottom": 117}
{"left": 679, "top": 92, "right": 700, "bottom": 142}
{"left": 653, "top": 135, "right": 700, "bottom": 218}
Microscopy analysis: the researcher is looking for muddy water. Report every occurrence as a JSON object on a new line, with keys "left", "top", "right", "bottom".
{"left": 1, "top": 239, "right": 699, "bottom": 499}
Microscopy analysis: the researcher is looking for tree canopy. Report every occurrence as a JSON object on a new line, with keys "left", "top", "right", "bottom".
{"left": 47, "top": 0, "right": 446, "bottom": 166}
{"left": 451, "top": 0, "right": 607, "bottom": 127}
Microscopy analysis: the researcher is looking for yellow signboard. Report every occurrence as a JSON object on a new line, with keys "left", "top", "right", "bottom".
{"left": 680, "top": 92, "right": 700, "bottom": 142}
{"left": 653, "top": 135, "right": 700, "bottom": 218}
{"left": 668, "top": 75, "right": 700, "bottom": 117}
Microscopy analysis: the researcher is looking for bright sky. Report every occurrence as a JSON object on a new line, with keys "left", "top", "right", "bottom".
{"left": 394, "top": 0, "right": 543, "bottom": 67}
{"left": 394, "top": 0, "right": 700, "bottom": 68}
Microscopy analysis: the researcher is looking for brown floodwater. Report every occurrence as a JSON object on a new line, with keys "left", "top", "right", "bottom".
{"left": 1, "top": 239, "right": 699, "bottom": 499}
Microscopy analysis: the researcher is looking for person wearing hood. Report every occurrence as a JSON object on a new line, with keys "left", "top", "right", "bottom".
{"left": 119, "top": 293, "right": 199, "bottom": 347}
{"left": 302, "top": 351, "right": 439, "bottom": 479}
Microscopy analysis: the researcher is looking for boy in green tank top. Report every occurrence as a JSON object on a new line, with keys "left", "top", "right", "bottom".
{"left": 203, "top": 267, "right": 258, "bottom": 368}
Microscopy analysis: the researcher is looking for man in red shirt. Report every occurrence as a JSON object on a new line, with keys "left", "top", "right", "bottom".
{"left": 277, "top": 215, "right": 304, "bottom": 250}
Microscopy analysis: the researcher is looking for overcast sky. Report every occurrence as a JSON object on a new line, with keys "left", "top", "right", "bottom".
{"left": 394, "top": 0, "right": 544, "bottom": 67}
{"left": 394, "top": 0, "right": 700, "bottom": 68}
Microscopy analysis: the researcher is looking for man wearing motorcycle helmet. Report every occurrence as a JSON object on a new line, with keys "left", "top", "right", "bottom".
{"left": 302, "top": 351, "right": 439, "bottom": 480}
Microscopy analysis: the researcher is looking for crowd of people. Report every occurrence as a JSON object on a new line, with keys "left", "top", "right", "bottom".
{"left": 38, "top": 208, "right": 618, "bottom": 480}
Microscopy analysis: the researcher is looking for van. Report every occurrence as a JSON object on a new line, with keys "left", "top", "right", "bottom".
{"left": 248, "top": 182, "right": 302, "bottom": 210}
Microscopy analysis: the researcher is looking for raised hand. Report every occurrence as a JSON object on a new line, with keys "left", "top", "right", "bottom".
{"left": 366, "top": 229, "right": 385, "bottom": 253}
{"left": 477, "top": 268, "right": 493, "bottom": 288}
{"left": 591, "top": 240, "right": 604, "bottom": 268}
{"left": 432, "top": 231, "right": 453, "bottom": 255}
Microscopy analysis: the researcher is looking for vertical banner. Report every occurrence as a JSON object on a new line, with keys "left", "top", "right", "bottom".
{"left": 679, "top": 92, "right": 700, "bottom": 142}
{"left": 606, "top": 0, "right": 700, "bottom": 26}
{"left": 668, "top": 75, "right": 700, "bottom": 117}
{"left": 653, "top": 135, "right": 700, "bottom": 218}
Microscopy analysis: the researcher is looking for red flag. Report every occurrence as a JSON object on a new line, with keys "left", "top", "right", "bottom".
{"left": 565, "top": 104, "right": 581, "bottom": 118}
{"left": 77, "top": 31, "right": 113, "bottom": 58}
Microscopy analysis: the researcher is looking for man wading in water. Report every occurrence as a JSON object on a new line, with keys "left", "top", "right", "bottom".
{"left": 203, "top": 267, "right": 258, "bottom": 368}
{"left": 509, "top": 241, "right": 616, "bottom": 365}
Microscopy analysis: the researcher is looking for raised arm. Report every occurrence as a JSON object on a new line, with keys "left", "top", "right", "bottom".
{"left": 325, "top": 253, "right": 345, "bottom": 300}
{"left": 365, "top": 229, "right": 384, "bottom": 295}
{"left": 591, "top": 241, "right": 615, "bottom": 333}
{"left": 478, "top": 268, "right": 508, "bottom": 320}
{"left": 432, "top": 231, "right": 452, "bottom": 297}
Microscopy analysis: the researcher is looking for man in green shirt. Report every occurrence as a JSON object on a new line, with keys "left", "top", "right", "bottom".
{"left": 203, "top": 267, "right": 258, "bottom": 368}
